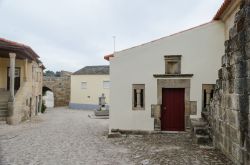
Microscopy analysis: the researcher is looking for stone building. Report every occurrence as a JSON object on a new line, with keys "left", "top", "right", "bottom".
{"left": 0, "top": 38, "right": 44, "bottom": 124}
{"left": 43, "top": 71, "right": 71, "bottom": 107}
{"left": 208, "top": 0, "right": 250, "bottom": 164}
{"left": 69, "top": 65, "right": 110, "bottom": 110}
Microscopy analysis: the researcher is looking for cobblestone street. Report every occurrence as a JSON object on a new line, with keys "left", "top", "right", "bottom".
{"left": 0, "top": 107, "right": 233, "bottom": 165}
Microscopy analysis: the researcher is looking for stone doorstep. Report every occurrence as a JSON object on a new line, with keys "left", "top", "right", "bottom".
{"left": 0, "top": 110, "right": 8, "bottom": 116}
{"left": 107, "top": 132, "right": 122, "bottom": 138}
{"left": 194, "top": 135, "right": 211, "bottom": 145}
{"left": 0, "top": 116, "right": 7, "bottom": 122}
{"left": 88, "top": 114, "right": 109, "bottom": 119}
{"left": 190, "top": 118, "right": 208, "bottom": 127}
{"left": 94, "top": 110, "right": 109, "bottom": 116}
{"left": 193, "top": 127, "right": 209, "bottom": 136}
{"left": 0, "top": 104, "right": 8, "bottom": 109}
{"left": 110, "top": 129, "right": 189, "bottom": 135}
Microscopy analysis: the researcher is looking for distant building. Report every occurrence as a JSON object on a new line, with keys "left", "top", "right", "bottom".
{"left": 0, "top": 38, "right": 44, "bottom": 124}
{"left": 69, "top": 65, "right": 110, "bottom": 110}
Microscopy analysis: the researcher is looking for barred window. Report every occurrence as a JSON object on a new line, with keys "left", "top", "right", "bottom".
{"left": 132, "top": 84, "right": 145, "bottom": 110}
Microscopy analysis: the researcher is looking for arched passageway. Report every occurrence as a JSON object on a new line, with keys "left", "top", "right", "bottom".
{"left": 43, "top": 74, "right": 71, "bottom": 107}
{"left": 42, "top": 86, "right": 54, "bottom": 108}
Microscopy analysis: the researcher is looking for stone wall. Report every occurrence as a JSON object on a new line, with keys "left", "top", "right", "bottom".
{"left": 43, "top": 71, "right": 71, "bottom": 107}
{"left": 209, "top": 1, "right": 250, "bottom": 164}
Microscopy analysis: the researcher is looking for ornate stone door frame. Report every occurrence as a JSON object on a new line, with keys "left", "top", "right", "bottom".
{"left": 156, "top": 78, "right": 193, "bottom": 131}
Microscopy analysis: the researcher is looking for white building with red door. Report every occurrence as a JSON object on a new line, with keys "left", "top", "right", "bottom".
{"left": 105, "top": 0, "right": 240, "bottom": 132}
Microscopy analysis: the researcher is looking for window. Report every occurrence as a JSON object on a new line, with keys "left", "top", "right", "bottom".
{"left": 36, "top": 72, "right": 39, "bottom": 82}
{"left": 202, "top": 84, "right": 215, "bottom": 111}
{"left": 15, "top": 69, "right": 20, "bottom": 77}
{"left": 8, "top": 68, "right": 20, "bottom": 77}
{"left": 132, "top": 84, "right": 145, "bottom": 110}
{"left": 81, "top": 82, "right": 87, "bottom": 89}
{"left": 103, "top": 81, "right": 110, "bottom": 89}
{"left": 165, "top": 55, "right": 181, "bottom": 74}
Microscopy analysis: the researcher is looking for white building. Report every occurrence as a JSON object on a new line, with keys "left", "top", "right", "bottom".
{"left": 105, "top": 0, "right": 240, "bottom": 132}
{"left": 69, "top": 65, "right": 110, "bottom": 110}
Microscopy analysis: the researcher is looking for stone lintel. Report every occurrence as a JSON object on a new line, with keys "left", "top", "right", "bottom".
{"left": 164, "top": 55, "right": 182, "bottom": 59}
{"left": 153, "top": 74, "right": 193, "bottom": 78}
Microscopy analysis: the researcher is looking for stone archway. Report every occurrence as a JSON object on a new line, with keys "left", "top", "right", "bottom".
{"left": 43, "top": 71, "right": 71, "bottom": 107}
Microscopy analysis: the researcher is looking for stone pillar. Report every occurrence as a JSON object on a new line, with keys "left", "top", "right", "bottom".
{"left": 24, "top": 58, "right": 28, "bottom": 82}
{"left": 7, "top": 53, "right": 17, "bottom": 125}
{"left": 206, "top": 92, "right": 210, "bottom": 107}
{"left": 9, "top": 53, "right": 16, "bottom": 102}
{"left": 136, "top": 89, "right": 141, "bottom": 108}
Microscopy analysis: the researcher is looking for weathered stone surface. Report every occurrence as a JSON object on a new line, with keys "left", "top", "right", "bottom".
{"left": 246, "top": 28, "right": 250, "bottom": 43}
{"left": 229, "top": 26, "right": 238, "bottom": 40}
{"left": 246, "top": 41, "right": 250, "bottom": 59}
{"left": 222, "top": 80, "right": 229, "bottom": 94}
{"left": 222, "top": 54, "right": 227, "bottom": 67}
{"left": 225, "top": 40, "right": 231, "bottom": 53}
{"left": 233, "top": 78, "right": 247, "bottom": 95}
{"left": 222, "top": 67, "right": 229, "bottom": 80}
{"left": 230, "top": 51, "right": 244, "bottom": 65}
{"left": 218, "top": 68, "right": 223, "bottom": 79}
{"left": 235, "top": 61, "right": 247, "bottom": 78}
{"left": 208, "top": 2, "right": 250, "bottom": 165}
{"left": 190, "top": 101, "right": 197, "bottom": 115}
{"left": 43, "top": 71, "right": 71, "bottom": 107}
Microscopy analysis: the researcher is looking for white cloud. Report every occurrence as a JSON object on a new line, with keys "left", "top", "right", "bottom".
{"left": 0, "top": 0, "right": 224, "bottom": 72}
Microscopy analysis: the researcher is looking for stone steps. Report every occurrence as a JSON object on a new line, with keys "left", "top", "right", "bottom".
{"left": 0, "top": 99, "right": 8, "bottom": 122}
{"left": 0, "top": 91, "right": 10, "bottom": 102}
{"left": 94, "top": 110, "right": 109, "bottom": 116}
{"left": 193, "top": 127, "right": 209, "bottom": 136}
{"left": 193, "top": 135, "right": 211, "bottom": 145}
{"left": 191, "top": 118, "right": 211, "bottom": 145}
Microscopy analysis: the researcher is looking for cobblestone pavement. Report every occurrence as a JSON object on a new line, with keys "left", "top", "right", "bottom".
{"left": 110, "top": 134, "right": 234, "bottom": 165}
{"left": 0, "top": 108, "right": 130, "bottom": 165}
{"left": 0, "top": 107, "right": 233, "bottom": 165}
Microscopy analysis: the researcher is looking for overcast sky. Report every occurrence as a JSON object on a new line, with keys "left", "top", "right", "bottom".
{"left": 0, "top": 0, "right": 224, "bottom": 72}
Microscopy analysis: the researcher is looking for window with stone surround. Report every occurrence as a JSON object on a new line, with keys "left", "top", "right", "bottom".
{"left": 132, "top": 84, "right": 145, "bottom": 110}
{"left": 202, "top": 84, "right": 215, "bottom": 111}
{"left": 164, "top": 55, "right": 181, "bottom": 74}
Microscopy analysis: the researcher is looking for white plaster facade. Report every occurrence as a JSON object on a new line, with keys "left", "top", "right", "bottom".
{"left": 109, "top": 21, "right": 225, "bottom": 131}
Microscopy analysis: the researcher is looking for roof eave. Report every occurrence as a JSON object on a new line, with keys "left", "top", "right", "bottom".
{"left": 104, "top": 54, "right": 114, "bottom": 61}
{"left": 213, "top": 0, "right": 233, "bottom": 20}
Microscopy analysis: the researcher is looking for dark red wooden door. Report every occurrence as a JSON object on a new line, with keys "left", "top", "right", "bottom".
{"left": 161, "top": 88, "right": 185, "bottom": 131}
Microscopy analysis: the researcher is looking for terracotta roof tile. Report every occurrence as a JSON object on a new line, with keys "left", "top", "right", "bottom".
{"left": 213, "top": 0, "right": 233, "bottom": 20}
{"left": 73, "top": 65, "right": 109, "bottom": 75}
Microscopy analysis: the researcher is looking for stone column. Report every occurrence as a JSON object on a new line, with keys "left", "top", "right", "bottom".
{"left": 24, "top": 58, "right": 28, "bottom": 82}
{"left": 7, "top": 53, "right": 17, "bottom": 125}
{"left": 9, "top": 53, "right": 16, "bottom": 102}
{"left": 136, "top": 89, "right": 141, "bottom": 108}
{"left": 206, "top": 92, "right": 211, "bottom": 107}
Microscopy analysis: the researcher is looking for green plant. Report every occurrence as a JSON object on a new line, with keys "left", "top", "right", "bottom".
{"left": 41, "top": 100, "right": 47, "bottom": 113}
